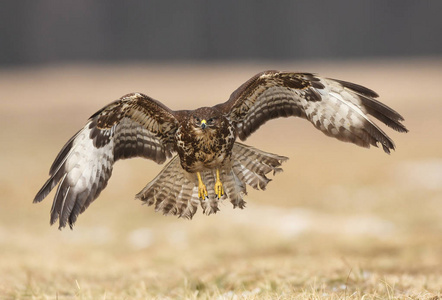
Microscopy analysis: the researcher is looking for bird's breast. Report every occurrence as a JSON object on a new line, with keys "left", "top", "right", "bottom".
{"left": 175, "top": 124, "right": 236, "bottom": 172}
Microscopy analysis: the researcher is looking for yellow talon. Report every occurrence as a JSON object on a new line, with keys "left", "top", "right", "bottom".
{"left": 197, "top": 172, "right": 208, "bottom": 199}
{"left": 214, "top": 169, "right": 224, "bottom": 199}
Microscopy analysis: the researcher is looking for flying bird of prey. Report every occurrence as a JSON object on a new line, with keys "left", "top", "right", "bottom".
{"left": 34, "top": 70, "right": 408, "bottom": 229}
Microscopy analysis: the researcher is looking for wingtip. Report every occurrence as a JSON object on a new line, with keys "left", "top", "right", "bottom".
{"left": 382, "top": 145, "right": 392, "bottom": 155}
{"left": 57, "top": 221, "right": 66, "bottom": 230}
{"left": 54, "top": 219, "right": 73, "bottom": 231}
{"left": 332, "top": 78, "right": 380, "bottom": 98}
{"left": 48, "top": 216, "right": 62, "bottom": 230}
{"left": 33, "top": 179, "right": 52, "bottom": 203}
{"left": 50, "top": 211, "right": 59, "bottom": 227}
{"left": 33, "top": 195, "right": 43, "bottom": 204}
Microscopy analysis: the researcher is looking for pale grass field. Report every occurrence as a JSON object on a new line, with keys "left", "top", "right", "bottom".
{"left": 0, "top": 59, "right": 441, "bottom": 299}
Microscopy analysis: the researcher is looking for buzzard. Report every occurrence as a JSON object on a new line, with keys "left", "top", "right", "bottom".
{"left": 34, "top": 70, "right": 408, "bottom": 229}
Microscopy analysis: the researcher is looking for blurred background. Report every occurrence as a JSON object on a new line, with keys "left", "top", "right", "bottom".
{"left": 1, "top": 0, "right": 441, "bottom": 65}
{"left": 1, "top": 1, "right": 441, "bottom": 298}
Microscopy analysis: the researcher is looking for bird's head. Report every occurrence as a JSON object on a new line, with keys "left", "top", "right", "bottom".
{"left": 191, "top": 107, "right": 224, "bottom": 134}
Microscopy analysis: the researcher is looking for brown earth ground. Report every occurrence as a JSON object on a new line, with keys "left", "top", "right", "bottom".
{"left": 0, "top": 59, "right": 441, "bottom": 299}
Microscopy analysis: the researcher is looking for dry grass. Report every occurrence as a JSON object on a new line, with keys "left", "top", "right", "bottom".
{"left": 0, "top": 59, "right": 441, "bottom": 299}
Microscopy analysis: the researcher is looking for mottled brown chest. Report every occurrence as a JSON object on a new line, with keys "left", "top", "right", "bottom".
{"left": 175, "top": 118, "right": 236, "bottom": 173}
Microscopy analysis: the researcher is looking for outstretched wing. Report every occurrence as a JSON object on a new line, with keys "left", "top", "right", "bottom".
{"left": 34, "top": 93, "right": 179, "bottom": 229}
{"left": 216, "top": 70, "right": 408, "bottom": 153}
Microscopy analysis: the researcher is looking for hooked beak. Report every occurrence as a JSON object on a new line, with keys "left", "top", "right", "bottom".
{"left": 201, "top": 119, "right": 207, "bottom": 129}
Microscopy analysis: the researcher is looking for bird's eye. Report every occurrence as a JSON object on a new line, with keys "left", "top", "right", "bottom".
{"left": 194, "top": 116, "right": 200, "bottom": 122}
{"left": 207, "top": 118, "right": 213, "bottom": 123}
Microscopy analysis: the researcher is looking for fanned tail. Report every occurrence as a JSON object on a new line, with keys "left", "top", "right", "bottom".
{"left": 135, "top": 142, "right": 288, "bottom": 218}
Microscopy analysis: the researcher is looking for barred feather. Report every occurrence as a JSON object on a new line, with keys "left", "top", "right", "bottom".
{"left": 135, "top": 143, "right": 288, "bottom": 218}
{"left": 217, "top": 70, "right": 408, "bottom": 154}
{"left": 34, "top": 93, "right": 178, "bottom": 229}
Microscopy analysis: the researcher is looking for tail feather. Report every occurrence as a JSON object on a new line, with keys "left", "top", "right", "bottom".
{"left": 223, "top": 168, "right": 247, "bottom": 209}
{"left": 200, "top": 170, "right": 222, "bottom": 215}
{"left": 175, "top": 177, "right": 194, "bottom": 215}
{"left": 154, "top": 165, "right": 181, "bottom": 214}
{"left": 135, "top": 142, "right": 288, "bottom": 218}
{"left": 181, "top": 186, "right": 199, "bottom": 219}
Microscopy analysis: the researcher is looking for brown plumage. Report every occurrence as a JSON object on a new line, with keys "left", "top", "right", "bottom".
{"left": 34, "top": 70, "right": 408, "bottom": 229}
